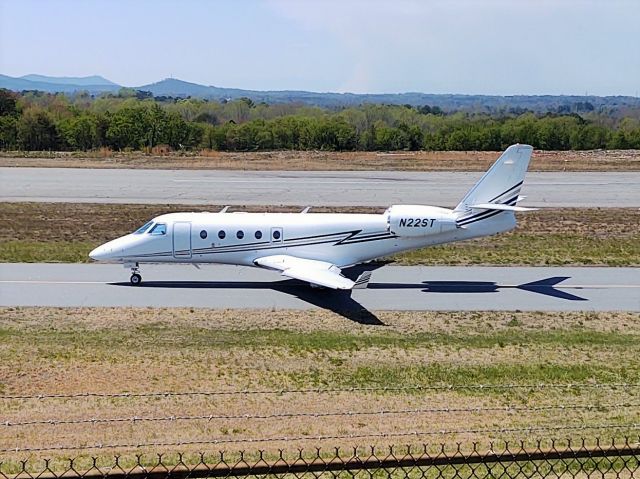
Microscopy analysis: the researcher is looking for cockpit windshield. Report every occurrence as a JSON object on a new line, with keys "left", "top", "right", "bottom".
{"left": 149, "top": 223, "right": 167, "bottom": 235}
{"left": 133, "top": 221, "right": 154, "bottom": 235}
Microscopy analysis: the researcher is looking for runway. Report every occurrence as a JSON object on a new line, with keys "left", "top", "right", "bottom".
{"left": 1, "top": 264, "right": 638, "bottom": 315}
{"left": 2, "top": 168, "right": 639, "bottom": 207}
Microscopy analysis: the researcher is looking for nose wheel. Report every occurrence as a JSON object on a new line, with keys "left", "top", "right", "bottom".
{"left": 127, "top": 262, "right": 142, "bottom": 286}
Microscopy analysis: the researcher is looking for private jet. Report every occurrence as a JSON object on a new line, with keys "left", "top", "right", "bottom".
{"left": 90, "top": 144, "right": 535, "bottom": 289}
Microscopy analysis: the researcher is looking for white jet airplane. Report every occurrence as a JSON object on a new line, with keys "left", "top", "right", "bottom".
{"left": 90, "top": 144, "right": 535, "bottom": 288}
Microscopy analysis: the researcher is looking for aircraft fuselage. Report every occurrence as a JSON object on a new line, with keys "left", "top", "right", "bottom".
{"left": 90, "top": 208, "right": 515, "bottom": 268}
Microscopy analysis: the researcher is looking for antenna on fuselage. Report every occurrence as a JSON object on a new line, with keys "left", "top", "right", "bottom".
{"left": 219, "top": 206, "right": 230, "bottom": 213}
{"left": 301, "top": 207, "right": 311, "bottom": 214}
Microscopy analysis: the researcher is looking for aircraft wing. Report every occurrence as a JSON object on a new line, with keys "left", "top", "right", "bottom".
{"left": 254, "top": 254, "right": 371, "bottom": 290}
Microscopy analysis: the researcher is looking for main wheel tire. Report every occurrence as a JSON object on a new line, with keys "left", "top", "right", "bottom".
{"left": 130, "top": 273, "right": 142, "bottom": 286}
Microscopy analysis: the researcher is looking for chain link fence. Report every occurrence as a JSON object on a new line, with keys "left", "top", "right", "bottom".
{"left": 1, "top": 437, "right": 638, "bottom": 479}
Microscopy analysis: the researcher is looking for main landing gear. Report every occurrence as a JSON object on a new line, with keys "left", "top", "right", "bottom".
{"left": 127, "top": 262, "right": 142, "bottom": 286}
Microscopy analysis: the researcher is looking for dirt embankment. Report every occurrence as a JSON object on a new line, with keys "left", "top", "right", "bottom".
{"left": 1, "top": 149, "right": 638, "bottom": 171}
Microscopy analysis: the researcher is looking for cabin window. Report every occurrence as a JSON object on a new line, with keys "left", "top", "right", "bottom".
{"left": 218, "top": 230, "right": 226, "bottom": 239}
{"left": 149, "top": 223, "right": 167, "bottom": 235}
{"left": 200, "top": 230, "right": 207, "bottom": 239}
{"left": 237, "top": 230, "right": 244, "bottom": 239}
{"left": 134, "top": 221, "right": 153, "bottom": 235}
{"left": 255, "top": 231, "right": 262, "bottom": 239}
{"left": 272, "top": 230, "right": 281, "bottom": 240}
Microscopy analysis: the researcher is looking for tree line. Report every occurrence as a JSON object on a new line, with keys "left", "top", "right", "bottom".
{"left": 1, "top": 89, "right": 639, "bottom": 152}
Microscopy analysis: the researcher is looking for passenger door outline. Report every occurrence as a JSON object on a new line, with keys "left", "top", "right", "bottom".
{"left": 173, "top": 222, "right": 192, "bottom": 259}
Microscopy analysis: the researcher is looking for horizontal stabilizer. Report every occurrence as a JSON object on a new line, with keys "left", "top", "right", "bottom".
{"left": 469, "top": 203, "right": 538, "bottom": 212}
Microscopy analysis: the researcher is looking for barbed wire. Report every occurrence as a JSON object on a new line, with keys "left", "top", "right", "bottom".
{"left": 2, "top": 423, "right": 637, "bottom": 453}
{"left": 2, "top": 402, "right": 637, "bottom": 428}
{"left": 2, "top": 382, "right": 638, "bottom": 401}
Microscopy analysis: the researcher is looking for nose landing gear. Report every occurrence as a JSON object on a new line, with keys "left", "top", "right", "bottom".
{"left": 126, "top": 262, "right": 142, "bottom": 286}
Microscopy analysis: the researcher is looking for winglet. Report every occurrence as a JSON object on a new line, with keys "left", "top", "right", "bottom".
{"left": 353, "top": 271, "right": 372, "bottom": 289}
{"left": 219, "top": 206, "right": 230, "bottom": 213}
{"left": 301, "top": 207, "right": 311, "bottom": 214}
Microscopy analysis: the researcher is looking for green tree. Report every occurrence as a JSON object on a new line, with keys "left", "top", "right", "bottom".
{"left": 0, "top": 115, "right": 17, "bottom": 149}
{"left": 0, "top": 89, "right": 18, "bottom": 116}
{"left": 58, "top": 114, "right": 99, "bottom": 150}
{"left": 106, "top": 106, "right": 150, "bottom": 149}
{"left": 16, "top": 108, "right": 59, "bottom": 150}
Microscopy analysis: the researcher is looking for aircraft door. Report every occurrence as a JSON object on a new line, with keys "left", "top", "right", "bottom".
{"left": 173, "top": 222, "right": 192, "bottom": 259}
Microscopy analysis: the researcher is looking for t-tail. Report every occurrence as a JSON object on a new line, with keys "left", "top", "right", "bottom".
{"left": 454, "top": 144, "right": 536, "bottom": 228}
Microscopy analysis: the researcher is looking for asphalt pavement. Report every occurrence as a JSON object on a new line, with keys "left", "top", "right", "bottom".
{"left": 1, "top": 264, "right": 638, "bottom": 318}
{"left": 2, "top": 168, "right": 639, "bottom": 207}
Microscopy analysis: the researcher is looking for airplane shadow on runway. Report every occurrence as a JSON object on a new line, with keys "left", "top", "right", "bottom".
{"left": 111, "top": 268, "right": 588, "bottom": 325}
{"left": 370, "top": 276, "right": 588, "bottom": 302}
{"left": 112, "top": 265, "right": 387, "bottom": 325}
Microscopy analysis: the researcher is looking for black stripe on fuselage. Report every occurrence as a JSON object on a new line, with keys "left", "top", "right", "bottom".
{"left": 458, "top": 208, "right": 506, "bottom": 227}
{"left": 197, "top": 237, "right": 341, "bottom": 255}
{"left": 192, "top": 230, "right": 357, "bottom": 255}
{"left": 457, "top": 198, "right": 518, "bottom": 226}
{"left": 185, "top": 230, "right": 393, "bottom": 256}
{"left": 285, "top": 230, "right": 361, "bottom": 243}
{"left": 337, "top": 233, "right": 398, "bottom": 245}
{"left": 456, "top": 194, "right": 519, "bottom": 225}
{"left": 193, "top": 240, "right": 271, "bottom": 253}
{"left": 457, "top": 196, "right": 516, "bottom": 223}
{"left": 190, "top": 230, "right": 358, "bottom": 255}
{"left": 122, "top": 229, "right": 395, "bottom": 261}
{"left": 457, "top": 198, "right": 518, "bottom": 227}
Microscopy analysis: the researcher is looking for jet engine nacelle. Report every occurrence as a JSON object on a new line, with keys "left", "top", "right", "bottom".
{"left": 386, "top": 205, "right": 458, "bottom": 237}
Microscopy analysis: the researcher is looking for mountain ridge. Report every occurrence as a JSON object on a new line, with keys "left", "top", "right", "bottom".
{"left": 1, "top": 73, "right": 639, "bottom": 111}
{"left": 20, "top": 74, "right": 118, "bottom": 86}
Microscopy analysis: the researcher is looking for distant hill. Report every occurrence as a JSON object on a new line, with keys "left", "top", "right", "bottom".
{"left": 2, "top": 73, "right": 639, "bottom": 113}
{"left": 20, "top": 74, "right": 119, "bottom": 86}
{"left": 0, "top": 74, "right": 120, "bottom": 93}
{"left": 137, "top": 78, "right": 216, "bottom": 97}
{"left": 125, "top": 78, "right": 640, "bottom": 113}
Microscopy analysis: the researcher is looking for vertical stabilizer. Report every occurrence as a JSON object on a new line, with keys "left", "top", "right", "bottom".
{"left": 454, "top": 144, "right": 533, "bottom": 213}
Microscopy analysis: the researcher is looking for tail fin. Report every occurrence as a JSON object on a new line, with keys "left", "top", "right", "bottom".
{"left": 352, "top": 271, "right": 372, "bottom": 289}
{"left": 454, "top": 144, "right": 533, "bottom": 213}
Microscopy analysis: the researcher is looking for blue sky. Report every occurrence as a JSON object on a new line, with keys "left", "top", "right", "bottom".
{"left": 0, "top": 0, "right": 638, "bottom": 95}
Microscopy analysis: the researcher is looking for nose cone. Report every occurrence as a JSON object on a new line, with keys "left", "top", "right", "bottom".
{"left": 89, "top": 244, "right": 111, "bottom": 261}
{"left": 89, "top": 237, "right": 127, "bottom": 262}
{"left": 89, "top": 235, "right": 142, "bottom": 262}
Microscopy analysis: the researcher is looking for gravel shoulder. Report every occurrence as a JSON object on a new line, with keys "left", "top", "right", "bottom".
{"left": 1, "top": 149, "right": 639, "bottom": 171}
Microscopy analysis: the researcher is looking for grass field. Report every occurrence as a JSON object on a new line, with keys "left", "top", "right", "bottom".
{"left": 1, "top": 203, "right": 638, "bottom": 266}
{"left": 0, "top": 307, "right": 638, "bottom": 466}
{"left": 1, "top": 148, "right": 639, "bottom": 171}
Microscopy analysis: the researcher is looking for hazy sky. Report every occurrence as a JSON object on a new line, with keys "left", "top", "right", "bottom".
{"left": 1, "top": 0, "right": 638, "bottom": 95}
